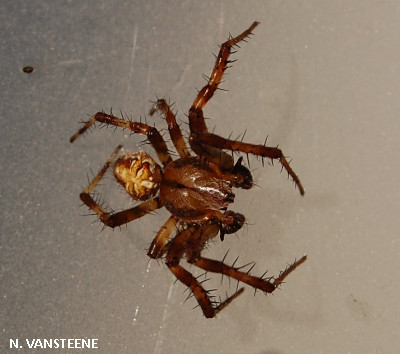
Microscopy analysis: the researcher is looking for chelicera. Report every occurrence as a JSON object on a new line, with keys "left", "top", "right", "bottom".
{"left": 70, "top": 21, "right": 306, "bottom": 318}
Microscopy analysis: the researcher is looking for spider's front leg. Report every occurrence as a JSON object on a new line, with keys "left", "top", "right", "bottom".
{"left": 70, "top": 112, "right": 172, "bottom": 166}
{"left": 191, "top": 133, "right": 305, "bottom": 195}
{"left": 189, "top": 21, "right": 260, "bottom": 134}
{"left": 79, "top": 145, "right": 162, "bottom": 228}
{"left": 188, "top": 22, "right": 260, "bottom": 170}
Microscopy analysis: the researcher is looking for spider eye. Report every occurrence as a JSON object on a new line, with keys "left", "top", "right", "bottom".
{"left": 113, "top": 152, "right": 162, "bottom": 200}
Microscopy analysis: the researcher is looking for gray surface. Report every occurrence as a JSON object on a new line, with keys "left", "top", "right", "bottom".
{"left": 1, "top": 1, "right": 399, "bottom": 353}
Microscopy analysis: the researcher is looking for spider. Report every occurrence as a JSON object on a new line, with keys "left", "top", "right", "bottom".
{"left": 70, "top": 21, "right": 306, "bottom": 318}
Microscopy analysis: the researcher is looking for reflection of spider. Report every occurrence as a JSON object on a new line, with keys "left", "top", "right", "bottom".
{"left": 70, "top": 22, "right": 306, "bottom": 318}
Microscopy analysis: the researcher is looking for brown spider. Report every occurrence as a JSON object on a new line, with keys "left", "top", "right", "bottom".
{"left": 70, "top": 21, "right": 306, "bottom": 318}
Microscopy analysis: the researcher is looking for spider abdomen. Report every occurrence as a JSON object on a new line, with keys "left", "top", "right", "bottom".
{"left": 113, "top": 151, "right": 162, "bottom": 201}
{"left": 160, "top": 157, "right": 234, "bottom": 221}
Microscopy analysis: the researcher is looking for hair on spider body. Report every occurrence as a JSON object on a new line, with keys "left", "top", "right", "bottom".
{"left": 70, "top": 21, "right": 306, "bottom": 318}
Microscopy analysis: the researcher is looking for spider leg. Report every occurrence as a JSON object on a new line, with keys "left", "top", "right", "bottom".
{"left": 191, "top": 255, "right": 307, "bottom": 294}
{"left": 190, "top": 132, "right": 305, "bottom": 195}
{"left": 147, "top": 215, "right": 179, "bottom": 259}
{"left": 188, "top": 22, "right": 259, "bottom": 170}
{"left": 166, "top": 224, "right": 245, "bottom": 318}
{"left": 70, "top": 112, "right": 172, "bottom": 166}
{"left": 150, "top": 99, "right": 191, "bottom": 158}
{"left": 79, "top": 145, "right": 162, "bottom": 228}
{"left": 189, "top": 21, "right": 260, "bottom": 134}
{"left": 272, "top": 255, "right": 307, "bottom": 287}
{"left": 167, "top": 262, "right": 245, "bottom": 318}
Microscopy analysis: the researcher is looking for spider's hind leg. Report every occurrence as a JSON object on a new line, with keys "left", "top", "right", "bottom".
{"left": 70, "top": 111, "right": 173, "bottom": 166}
{"left": 79, "top": 144, "right": 122, "bottom": 205}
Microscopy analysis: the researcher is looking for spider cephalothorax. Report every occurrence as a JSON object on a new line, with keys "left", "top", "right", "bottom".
{"left": 70, "top": 21, "right": 306, "bottom": 318}
{"left": 159, "top": 156, "right": 249, "bottom": 236}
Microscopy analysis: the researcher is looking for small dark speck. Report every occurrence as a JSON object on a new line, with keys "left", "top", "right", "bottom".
{"left": 22, "top": 66, "right": 34, "bottom": 74}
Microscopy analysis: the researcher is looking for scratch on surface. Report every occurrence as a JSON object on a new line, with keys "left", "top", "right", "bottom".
{"left": 153, "top": 282, "right": 174, "bottom": 354}
{"left": 125, "top": 25, "right": 139, "bottom": 101}
{"left": 132, "top": 305, "right": 139, "bottom": 325}
{"left": 58, "top": 59, "right": 83, "bottom": 66}
{"left": 132, "top": 260, "right": 152, "bottom": 326}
